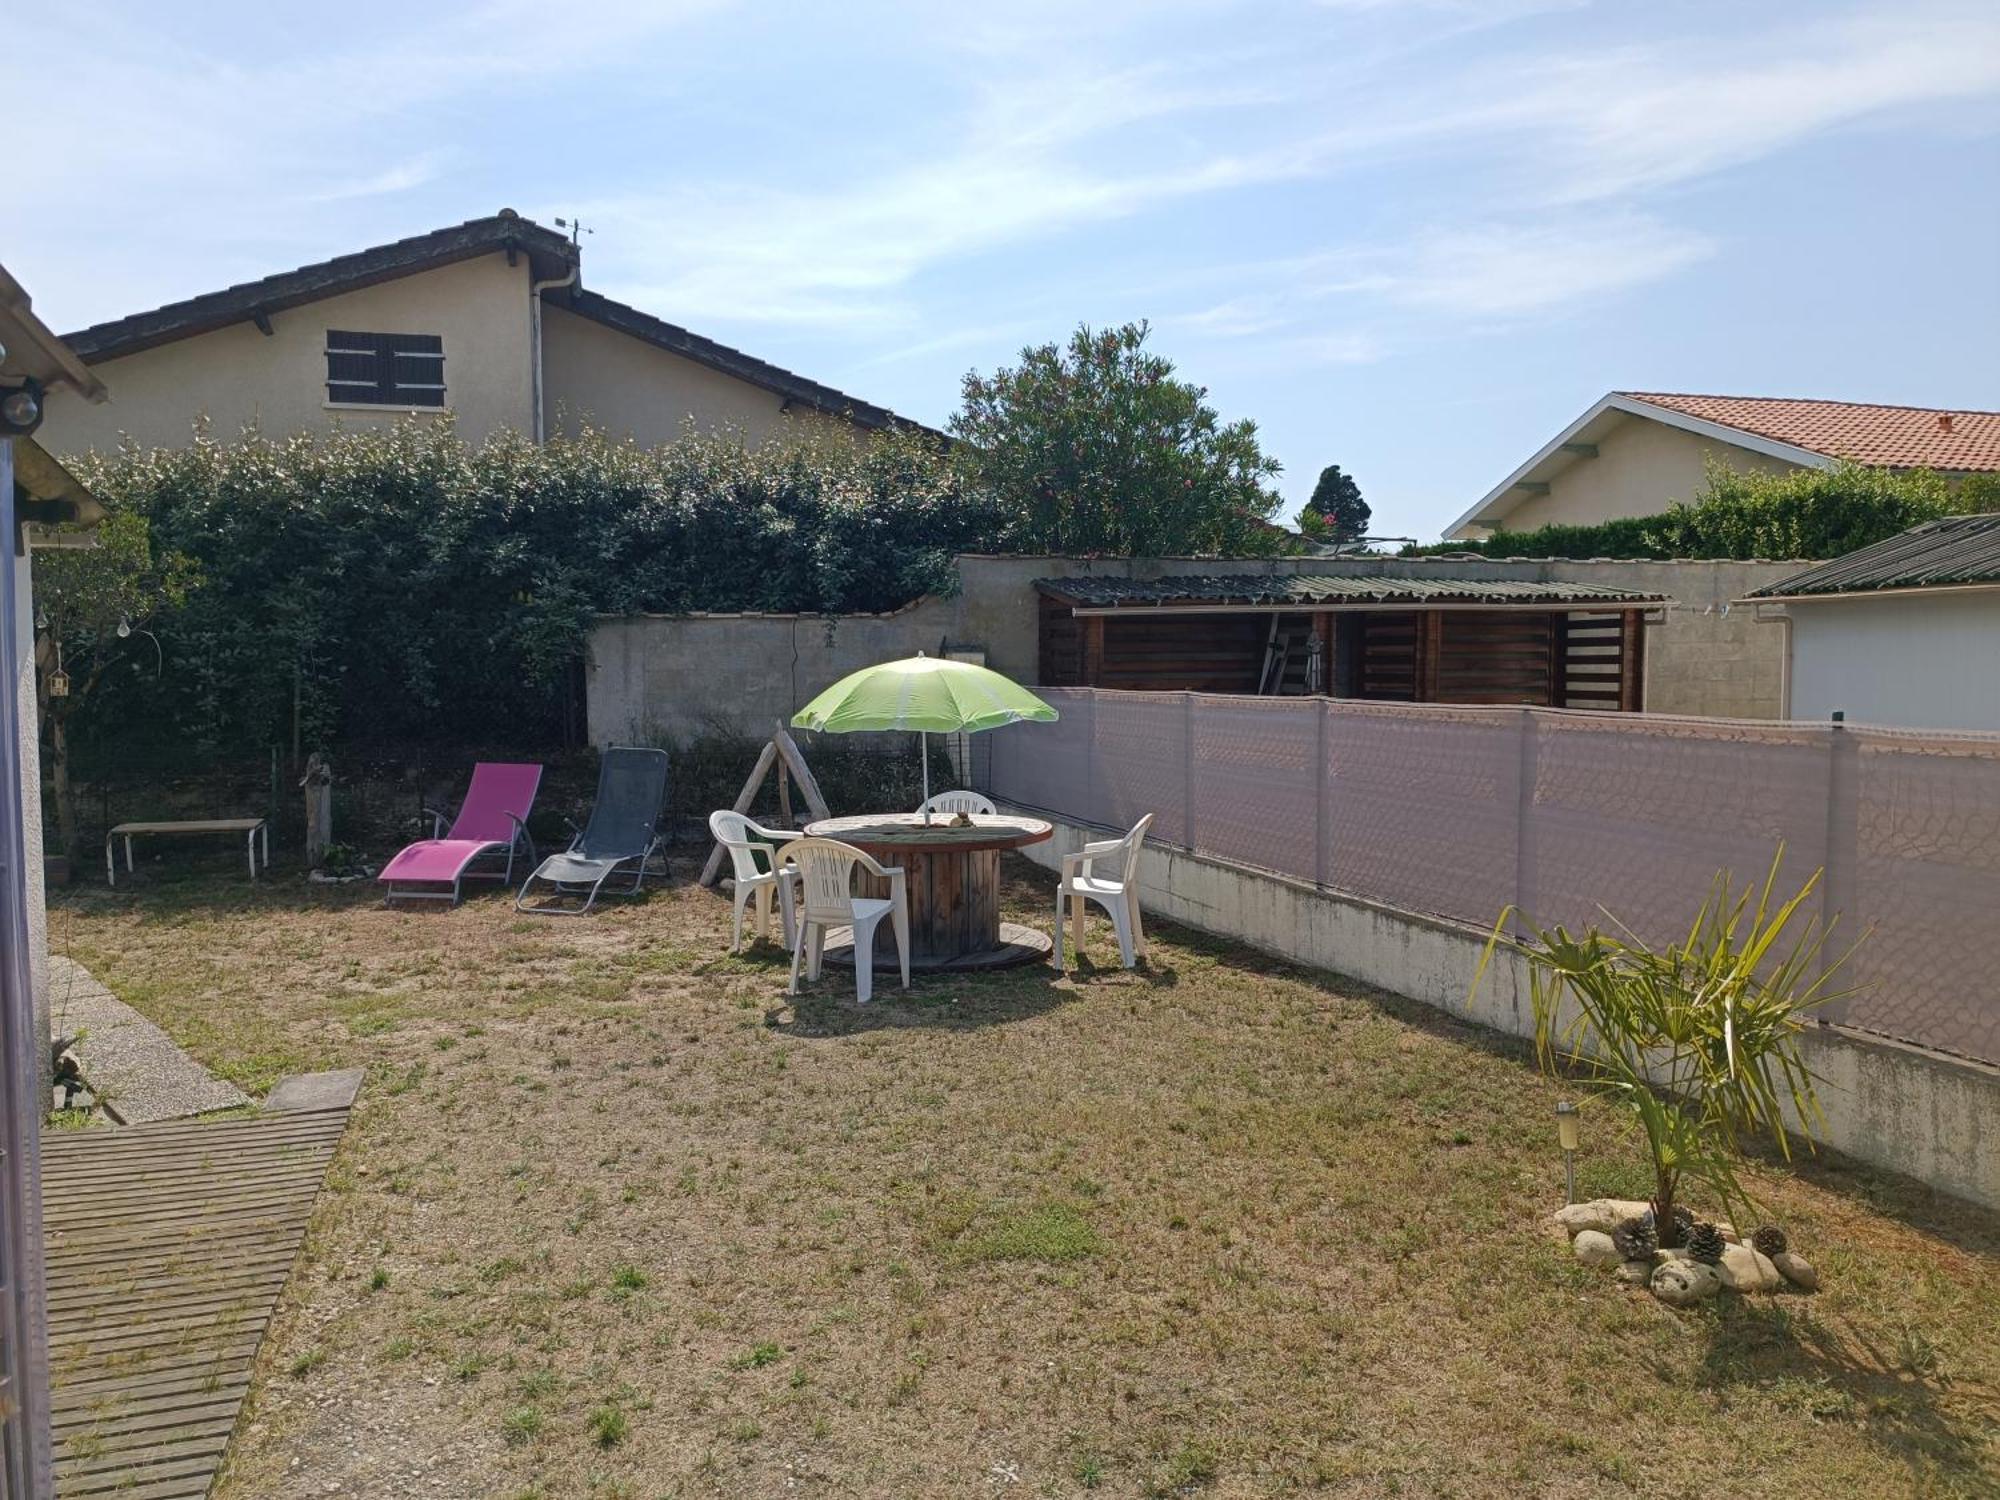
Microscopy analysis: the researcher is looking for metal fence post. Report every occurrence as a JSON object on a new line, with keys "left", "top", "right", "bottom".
{"left": 1819, "top": 712, "right": 1859, "bottom": 1023}
{"left": 1082, "top": 690, "right": 1097, "bottom": 827}
{"left": 1314, "top": 698, "right": 1329, "bottom": 888}
{"left": 1512, "top": 706, "right": 1538, "bottom": 938}
{"left": 1182, "top": 693, "right": 1196, "bottom": 853}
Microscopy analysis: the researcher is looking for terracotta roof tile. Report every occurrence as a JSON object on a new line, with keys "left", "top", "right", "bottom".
{"left": 1621, "top": 393, "right": 2000, "bottom": 473}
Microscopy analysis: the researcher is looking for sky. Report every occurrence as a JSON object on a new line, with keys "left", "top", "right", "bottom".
{"left": 6, "top": 0, "right": 1998, "bottom": 541}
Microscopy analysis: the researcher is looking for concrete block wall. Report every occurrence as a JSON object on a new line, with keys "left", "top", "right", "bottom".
{"left": 586, "top": 552, "right": 1811, "bottom": 746}
{"left": 1012, "top": 810, "right": 2000, "bottom": 1212}
{"left": 586, "top": 599, "right": 958, "bottom": 745}
{"left": 957, "top": 554, "right": 1805, "bottom": 719}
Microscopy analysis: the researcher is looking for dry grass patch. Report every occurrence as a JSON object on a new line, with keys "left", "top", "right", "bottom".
{"left": 49, "top": 850, "right": 2000, "bottom": 1498}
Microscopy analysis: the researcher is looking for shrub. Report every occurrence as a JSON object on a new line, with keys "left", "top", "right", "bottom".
{"left": 58, "top": 420, "right": 1001, "bottom": 767}
{"left": 1405, "top": 460, "right": 1961, "bottom": 562}
{"left": 1482, "top": 853, "right": 1848, "bottom": 1241}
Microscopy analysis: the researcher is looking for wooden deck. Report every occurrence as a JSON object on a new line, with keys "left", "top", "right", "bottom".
{"left": 42, "top": 1102, "right": 352, "bottom": 1498}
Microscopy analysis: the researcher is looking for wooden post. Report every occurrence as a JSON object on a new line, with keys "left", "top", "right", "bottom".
{"left": 301, "top": 753, "right": 333, "bottom": 869}
{"left": 777, "top": 758, "right": 794, "bottom": 831}
{"left": 698, "top": 729, "right": 833, "bottom": 887}
{"left": 1416, "top": 612, "right": 1441, "bottom": 703}
{"left": 1618, "top": 609, "right": 1644, "bottom": 712}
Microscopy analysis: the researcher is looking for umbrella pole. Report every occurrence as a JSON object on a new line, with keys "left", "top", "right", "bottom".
{"left": 921, "top": 731, "right": 930, "bottom": 823}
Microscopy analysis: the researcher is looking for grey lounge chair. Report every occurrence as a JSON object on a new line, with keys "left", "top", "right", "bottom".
{"left": 514, "top": 747, "right": 670, "bottom": 915}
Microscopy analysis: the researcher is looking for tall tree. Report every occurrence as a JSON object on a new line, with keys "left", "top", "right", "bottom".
{"left": 31, "top": 510, "right": 197, "bottom": 859}
{"left": 951, "top": 322, "right": 1288, "bottom": 556}
{"left": 1303, "top": 463, "right": 1370, "bottom": 544}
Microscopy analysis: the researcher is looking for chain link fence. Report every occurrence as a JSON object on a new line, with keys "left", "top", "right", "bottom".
{"left": 982, "top": 688, "right": 2000, "bottom": 1065}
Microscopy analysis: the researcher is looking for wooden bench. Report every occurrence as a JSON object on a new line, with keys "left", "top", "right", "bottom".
{"left": 106, "top": 818, "right": 269, "bottom": 886}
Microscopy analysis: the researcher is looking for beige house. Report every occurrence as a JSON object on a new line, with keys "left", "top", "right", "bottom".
{"left": 1446, "top": 392, "right": 2000, "bottom": 539}
{"left": 41, "top": 210, "right": 932, "bottom": 454}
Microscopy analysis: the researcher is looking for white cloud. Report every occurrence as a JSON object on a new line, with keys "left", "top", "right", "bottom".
{"left": 1370, "top": 217, "right": 1715, "bottom": 317}
{"left": 1482, "top": 4, "right": 2000, "bottom": 203}
{"left": 304, "top": 155, "right": 450, "bottom": 204}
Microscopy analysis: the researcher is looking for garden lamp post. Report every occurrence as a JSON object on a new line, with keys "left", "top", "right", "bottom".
{"left": 1555, "top": 1100, "right": 1580, "bottom": 1204}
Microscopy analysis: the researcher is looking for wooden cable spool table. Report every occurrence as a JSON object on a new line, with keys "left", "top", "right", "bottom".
{"left": 803, "top": 813, "right": 1054, "bottom": 972}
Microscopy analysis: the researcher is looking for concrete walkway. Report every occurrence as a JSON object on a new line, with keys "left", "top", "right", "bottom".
{"left": 47, "top": 956, "right": 249, "bottom": 1124}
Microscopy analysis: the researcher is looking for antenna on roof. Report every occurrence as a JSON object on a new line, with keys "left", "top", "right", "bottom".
{"left": 553, "top": 217, "right": 593, "bottom": 245}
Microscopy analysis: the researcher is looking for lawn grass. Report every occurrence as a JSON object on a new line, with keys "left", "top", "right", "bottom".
{"left": 50, "top": 851, "right": 2000, "bottom": 1498}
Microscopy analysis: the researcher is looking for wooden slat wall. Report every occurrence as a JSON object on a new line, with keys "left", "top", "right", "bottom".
{"left": 1559, "top": 611, "right": 1627, "bottom": 710}
{"left": 1038, "top": 592, "right": 1084, "bottom": 686}
{"left": 1433, "top": 610, "right": 1556, "bottom": 706}
{"left": 1094, "top": 614, "right": 1265, "bottom": 692}
{"left": 1355, "top": 612, "right": 1420, "bottom": 700}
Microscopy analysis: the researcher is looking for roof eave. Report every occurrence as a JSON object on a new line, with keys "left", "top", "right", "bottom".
{"left": 0, "top": 265, "right": 107, "bottom": 403}
{"left": 563, "top": 289, "right": 938, "bottom": 438}
{"left": 1443, "top": 392, "right": 1836, "bottom": 539}
{"left": 1741, "top": 581, "right": 2000, "bottom": 605}
{"left": 62, "top": 217, "right": 578, "bottom": 365}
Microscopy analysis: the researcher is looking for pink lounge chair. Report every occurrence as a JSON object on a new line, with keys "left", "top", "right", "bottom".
{"left": 379, "top": 762, "right": 543, "bottom": 905}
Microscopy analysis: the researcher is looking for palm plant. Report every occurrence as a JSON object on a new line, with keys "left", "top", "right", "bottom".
{"left": 1483, "top": 853, "right": 1851, "bottom": 1247}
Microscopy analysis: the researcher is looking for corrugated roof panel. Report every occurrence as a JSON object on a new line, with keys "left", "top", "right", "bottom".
{"left": 1035, "top": 574, "right": 1667, "bottom": 608}
{"left": 1746, "top": 515, "right": 2000, "bottom": 599}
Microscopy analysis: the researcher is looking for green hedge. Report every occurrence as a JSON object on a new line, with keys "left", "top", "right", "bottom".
{"left": 1405, "top": 461, "right": 1974, "bottom": 562}
{"left": 61, "top": 422, "right": 1006, "bottom": 769}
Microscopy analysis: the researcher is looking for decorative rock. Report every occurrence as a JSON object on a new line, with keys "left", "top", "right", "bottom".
{"left": 1614, "top": 1258, "right": 1655, "bottom": 1286}
{"left": 1572, "top": 1230, "right": 1621, "bottom": 1269}
{"left": 1716, "top": 1243, "right": 1783, "bottom": 1293}
{"left": 1553, "top": 1199, "right": 1654, "bottom": 1237}
{"left": 1772, "top": 1251, "right": 1819, "bottom": 1291}
{"left": 1650, "top": 1259, "right": 1721, "bottom": 1306}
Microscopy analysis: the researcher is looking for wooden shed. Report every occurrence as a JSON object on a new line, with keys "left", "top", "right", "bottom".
{"left": 1035, "top": 574, "right": 1666, "bottom": 709}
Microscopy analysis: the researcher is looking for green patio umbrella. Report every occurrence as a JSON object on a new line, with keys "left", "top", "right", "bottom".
{"left": 791, "top": 654, "right": 1058, "bottom": 820}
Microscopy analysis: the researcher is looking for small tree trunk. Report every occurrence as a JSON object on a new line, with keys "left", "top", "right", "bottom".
{"left": 1652, "top": 1177, "right": 1680, "bottom": 1249}
{"left": 49, "top": 709, "right": 78, "bottom": 865}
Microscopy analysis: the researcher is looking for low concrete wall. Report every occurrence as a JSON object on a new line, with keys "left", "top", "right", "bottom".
{"left": 587, "top": 599, "right": 958, "bottom": 744}
{"left": 1009, "top": 808, "right": 2000, "bottom": 1212}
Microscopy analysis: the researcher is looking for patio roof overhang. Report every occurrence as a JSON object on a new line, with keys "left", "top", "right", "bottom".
{"left": 1036, "top": 574, "right": 1669, "bottom": 617}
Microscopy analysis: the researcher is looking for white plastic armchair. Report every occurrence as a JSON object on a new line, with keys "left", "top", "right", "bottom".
{"left": 917, "top": 790, "right": 996, "bottom": 818}
{"left": 773, "top": 837, "right": 910, "bottom": 1004}
{"left": 708, "top": 810, "right": 803, "bottom": 953}
{"left": 1051, "top": 814, "right": 1154, "bottom": 972}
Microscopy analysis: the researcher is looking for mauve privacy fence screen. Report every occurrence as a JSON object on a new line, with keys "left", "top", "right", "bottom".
{"left": 981, "top": 687, "right": 2000, "bottom": 1066}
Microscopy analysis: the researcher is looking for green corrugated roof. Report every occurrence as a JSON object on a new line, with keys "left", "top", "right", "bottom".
{"left": 1035, "top": 574, "right": 1667, "bottom": 608}
{"left": 1745, "top": 514, "right": 2000, "bottom": 599}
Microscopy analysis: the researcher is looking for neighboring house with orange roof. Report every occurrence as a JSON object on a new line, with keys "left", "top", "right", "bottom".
{"left": 1445, "top": 392, "right": 2000, "bottom": 540}
{"left": 39, "top": 210, "right": 934, "bottom": 457}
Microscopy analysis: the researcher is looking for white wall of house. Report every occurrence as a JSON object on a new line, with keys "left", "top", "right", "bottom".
{"left": 539, "top": 304, "right": 852, "bottom": 447}
{"left": 1491, "top": 413, "right": 1797, "bottom": 534}
{"left": 1788, "top": 590, "right": 2000, "bottom": 730}
{"left": 2, "top": 445, "right": 49, "bottom": 1064}
{"left": 40, "top": 252, "right": 538, "bottom": 452}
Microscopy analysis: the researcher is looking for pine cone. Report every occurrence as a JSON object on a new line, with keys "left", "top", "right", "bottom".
{"left": 1752, "top": 1225, "right": 1787, "bottom": 1258}
{"left": 1687, "top": 1222, "right": 1726, "bottom": 1265}
{"left": 1669, "top": 1205, "right": 1694, "bottom": 1240}
{"left": 1612, "top": 1216, "right": 1657, "bottom": 1262}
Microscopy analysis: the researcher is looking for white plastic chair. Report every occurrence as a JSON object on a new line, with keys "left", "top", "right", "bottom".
{"left": 708, "top": 810, "right": 802, "bottom": 953}
{"left": 773, "top": 837, "right": 910, "bottom": 1003}
{"left": 916, "top": 790, "right": 996, "bottom": 818}
{"left": 1051, "top": 814, "right": 1154, "bottom": 972}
